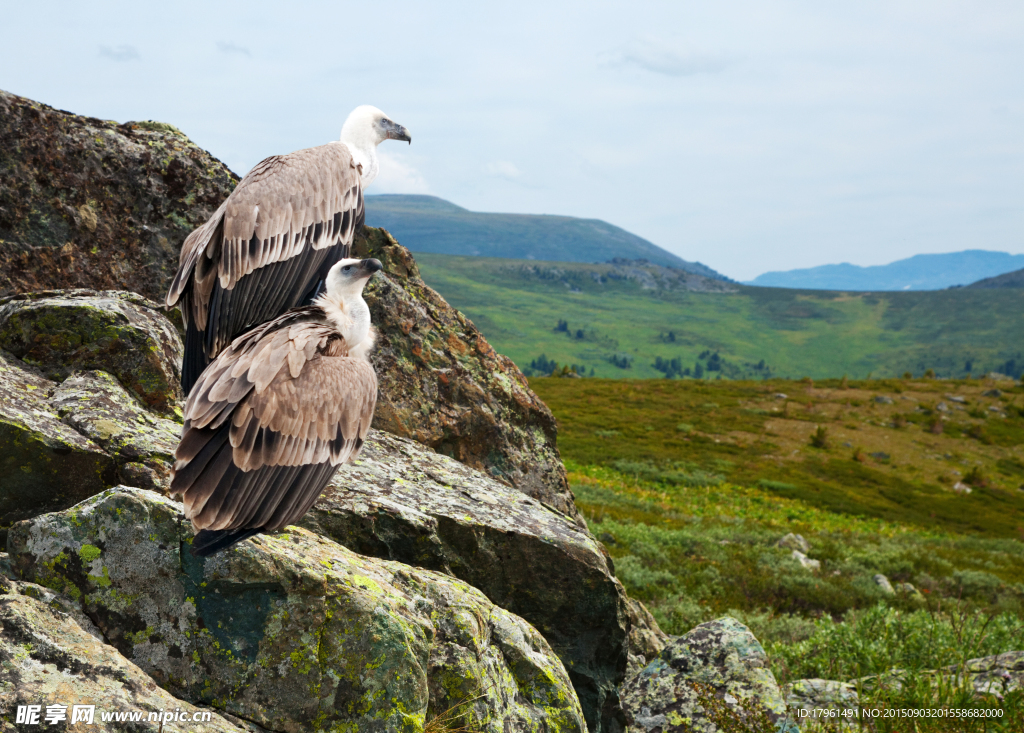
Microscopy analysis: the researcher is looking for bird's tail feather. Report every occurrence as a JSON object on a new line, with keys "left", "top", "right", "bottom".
{"left": 181, "top": 317, "right": 210, "bottom": 397}
{"left": 190, "top": 527, "right": 263, "bottom": 557}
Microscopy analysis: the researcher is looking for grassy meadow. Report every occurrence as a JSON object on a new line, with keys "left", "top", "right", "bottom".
{"left": 415, "top": 253, "right": 1024, "bottom": 381}
{"left": 531, "top": 376, "right": 1024, "bottom": 728}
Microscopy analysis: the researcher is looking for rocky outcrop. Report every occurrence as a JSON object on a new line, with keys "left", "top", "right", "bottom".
{"left": 0, "top": 289, "right": 183, "bottom": 415}
{"left": 621, "top": 618, "right": 795, "bottom": 733}
{"left": 0, "top": 575, "right": 248, "bottom": 732}
{"left": 8, "top": 488, "right": 587, "bottom": 733}
{"left": 0, "top": 89, "right": 237, "bottom": 303}
{"left": 303, "top": 428, "right": 628, "bottom": 732}
{"left": 0, "top": 350, "right": 117, "bottom": 533}
{"left": 354, "top": 228, "right": 576, "bottom": 516}
{"left": 0, "top": 346, "right": 180, "bottom": 539}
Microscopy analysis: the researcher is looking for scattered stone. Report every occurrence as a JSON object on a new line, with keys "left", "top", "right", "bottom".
{"left": 989, "top": 405, "right": 1004, "bottom": 413}
{"left": 784, "top": 678, "right": 859, "bottom": 731}
{"left": 792, "top": 550, "right": 821, "bottom": 571}
{"left": 983, "top": 389, "right": 1003, "bottom": 398}
{"left": 774, "top": 393, "right": 788, "bottom": 400}
{"left": 869, "top": 451, "right": 890, "bottom": 460}
{"left": 945, "top": 394, "right": 967, "bottom": 404}
{"left": 873, "top": 574, "right": 895, "bottom": 595}
{"left": 354, "top": 228, "right": 578, "bottom": 517}
{"left": 9, "top": 487, "right": 586, "bottom": 733}
{"left": 874, "top": 395, "right": 893, "bottom": 404}
{"left": 0, "top": 290, "right": 183, "bottom": 415}
{"left": 895, "top": 582, "right": 925, "bottom": 602}
{"left": 301, "top": 429, "right": 629, "bottom": 733}
{"left": 935, "top": 402, "right": 949, "bottom": 412}
{"left": 776, "top": 533, "right": 810, "bottom": 554}
{"left": 0, "top": 581, "right": 246, "bottom": 732}
{"left": 621, "top": 617, "right": 796, "bottom": 732}
{"left": 953, "top": 481, "right": 973, "bottom": 494}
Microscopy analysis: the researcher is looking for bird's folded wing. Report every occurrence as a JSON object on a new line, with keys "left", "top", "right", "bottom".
{"left": 165, "top": 142, "right": 363, "bottom": 351}
{"left": 172, "top": 316, "right": 377, "bottom": 532}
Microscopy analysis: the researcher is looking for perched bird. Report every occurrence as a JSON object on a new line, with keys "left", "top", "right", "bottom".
{"left": 170, "top": 257, "right": 382, "bottom": 556}
{"left": 166, "top": 106, "right": 411, "bottom": 393}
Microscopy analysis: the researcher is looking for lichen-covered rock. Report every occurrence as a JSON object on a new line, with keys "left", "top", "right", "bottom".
{"left": 8, "top": 487, "right": 586, "bottom": 733}
{"left": 50, "top": 370, "right": 180, "bottom": 490}
{"left": 354, "top": 227, "right": 577, "bottom": 517}
{"left": 621, "top": 618, "right": 797, "bottom": 733}
{"left": 0, "top": 88, "right": 237, "bottom": 303}
{"left": 784, "top": 679, "right": 859, "bottom": 731}
{"left": 0, "top": 289, "right": 183, "bottom": 415}
{"left": 0, "top": 580, "right": 250, "bottom": 732}
{"left": 301, "top": 429, "right": 629, "bottom": 732}
{"left": 0, "top": 350, "right": 116, "bottom": 534}
{"left": 625, "top": 597, "right": 669, "bottom": 679}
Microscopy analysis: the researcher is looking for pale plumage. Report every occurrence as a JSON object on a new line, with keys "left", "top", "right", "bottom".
{"left": 166, "top": 106, "right": 410, "bottom": 393}
{"left": 171, "top": 258, "right": 382, "bottom": 556}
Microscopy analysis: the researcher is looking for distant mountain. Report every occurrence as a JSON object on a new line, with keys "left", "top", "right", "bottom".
{"left": 747, "top": 250, "right": 1024, "bottom": 291}
{"left": 364, "top": 194, "right": 729, "bottom": 281}
{"left": 966, "top": 267, "right": 1024, "bottom": 289}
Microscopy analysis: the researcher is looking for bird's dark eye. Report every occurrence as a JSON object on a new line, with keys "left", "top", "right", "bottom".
{"left": 343, "top": 265, "right": 352, "bottom": 272}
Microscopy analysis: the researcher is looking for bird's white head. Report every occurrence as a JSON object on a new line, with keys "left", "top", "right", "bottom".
{"left": 339, "top": 106, "right": 411, "bottom": 188}
{"left": 323, "top": 257, "right": 383, "bottom": 301}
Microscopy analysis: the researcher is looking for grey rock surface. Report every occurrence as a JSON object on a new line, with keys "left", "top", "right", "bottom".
{"left": 0, "top": 289, "right": 183, "bottom": 415}
{"left": 621, "top": 617, "right": 796, "bottom": 732}
{"left": 0, "top": 350, "right": 116, "bottom": 533}
{"left": 0, "top": 576, "right": 246, "bottom": 732}
{"left": 8, "top": 487, "right": 586, "bottom": 733}
{"left": 872, "top": 574, "right": 895, "bottom": 595}
{"left": 302, "top": 428, "right": 630, "bottom": 733}
{"left": 776, "top": 533, "right": 810, "bottom": 554}
{"left": 50, "top": 369, "right": 180, "bottom": 491}
{"left": 784, "top": 678, "right": 859, "bottom": 731}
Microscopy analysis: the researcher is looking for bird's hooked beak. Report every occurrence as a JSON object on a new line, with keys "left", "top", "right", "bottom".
{"left": 385, "top": 120, "right": 412, "bottom": 144}
{"left": 361, "top": 258, "right": 383, "bottom": 277}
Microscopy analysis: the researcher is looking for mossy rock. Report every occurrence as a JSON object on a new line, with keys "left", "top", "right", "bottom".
{"left": 304, "top": 429, "right": 636, "bottom": 733}
{"left": 8, "top": 488, "right": 586, "bottom": 733}
{"left": 621, "top": 618, "right": 797, "bottom": 733}
{"left": 0, "top": 289, "right": 183, "bottom": 415}
{"left": 0, "top": 351, "right": 116, "bottom": 533}
{"left": 0, "top": 579, "right": 247, "bottom": 732}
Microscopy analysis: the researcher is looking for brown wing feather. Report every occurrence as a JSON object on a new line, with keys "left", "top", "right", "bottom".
{"left": 170, "top": 308, "right": 377, "bottom": 535}
{"left": 166, "top": 142, "right": 364, "bottom": 393}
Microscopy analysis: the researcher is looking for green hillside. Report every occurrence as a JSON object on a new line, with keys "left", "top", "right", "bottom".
{"left": 413, "top": 253, "right": 1024, "bottom": 380}
{"left": 364, "top": 194, "right": 727, "bottom": 278}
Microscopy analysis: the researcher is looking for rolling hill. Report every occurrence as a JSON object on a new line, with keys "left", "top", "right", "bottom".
{"left": 411, "top": 253, "right": 1024, "bottom": 381}
{"left": 364, "top": 194, "right": 728, "bottom": 279}
{"left": 747, "top": 250, "right": 1024, "bottom": 291}
{"left": 967, "top": 267, "right": 1024, "bottom": 289}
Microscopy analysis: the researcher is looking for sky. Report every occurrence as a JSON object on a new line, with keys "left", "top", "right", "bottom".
{"left": 1, "top": 1, "right": 1022, "bottom": 281}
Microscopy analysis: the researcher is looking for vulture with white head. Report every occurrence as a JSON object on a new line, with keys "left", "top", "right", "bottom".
{"left": 166, "top": 106, "right": 410, "bottom": 393}
{"left": 170, "top": 257, "right": 381, "bottom": 556}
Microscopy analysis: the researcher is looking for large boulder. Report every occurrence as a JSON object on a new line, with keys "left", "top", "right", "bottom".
{"left": 50, "top": 369, "right": 180, "bottom": 490}
{"left": 0, "top": 350, "right": 116, "bottom": 533}
{"left": 8, "top": 488, "right": 587, "bottom": 733}
{"left": 621, "top": 618, "right": 797, "bottom": 733}
{"left": 0, "top": 89, "right": 237, "bottom": 303}
{"left": 303, "top": 428, "right": 629, "bottom": 732}
{"left": 0, "top": 289, "right": 183, "bottom": 415}
{"left": 0, "top": 576, "right": 247, "bottom": 732}
{"left": 354, "top": 227, "right": 577, "bottom": 517}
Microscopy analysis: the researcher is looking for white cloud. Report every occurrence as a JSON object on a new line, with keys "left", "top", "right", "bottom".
{"left": 485, "top": 160, "right": 522, "bottom": 180}
{"left": 217, "top": 41, "right": 251, "bottom": 57}
{"left": 600, "top": 40, "right": 729, "bottom": 77}
{"left": 98, "top": 45, "right": 139, "bottom": 62}
{"left": 372, "top": 150, "right": 430, "bottom": 194}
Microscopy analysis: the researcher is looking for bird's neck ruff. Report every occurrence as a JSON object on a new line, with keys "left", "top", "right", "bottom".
{"left": 315, "top": 291, "right": 373, "bottom": 357}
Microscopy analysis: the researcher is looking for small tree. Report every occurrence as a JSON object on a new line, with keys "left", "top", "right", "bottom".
{"left": 809, "top": 426, "right": 829, "bottom": 449}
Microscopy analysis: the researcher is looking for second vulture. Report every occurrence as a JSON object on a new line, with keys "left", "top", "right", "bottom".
{"left": 166, "top": 105, "right": 411, "bottom": 393}
{"left": 171, "top": 257, "right": 382, "bottom": 556}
